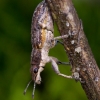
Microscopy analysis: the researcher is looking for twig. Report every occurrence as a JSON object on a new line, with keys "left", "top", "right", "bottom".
{"left": 46, "top": 0, "right": 100, "bottom": 100}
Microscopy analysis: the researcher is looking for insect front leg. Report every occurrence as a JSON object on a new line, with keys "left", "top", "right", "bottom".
{"left": 50, "top": 57, "right": 72, "bottom": 79}
{"left": 35, "top": 67, "right": 44, "bottom": 84}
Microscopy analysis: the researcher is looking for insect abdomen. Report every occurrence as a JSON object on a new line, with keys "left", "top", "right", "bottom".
{"left": 31, "top": 1, "right": 54, "bottom": 49}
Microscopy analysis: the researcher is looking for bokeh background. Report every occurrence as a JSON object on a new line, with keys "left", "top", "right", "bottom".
{"left": 0, "top": 0, "right": 100, "bottom": 100}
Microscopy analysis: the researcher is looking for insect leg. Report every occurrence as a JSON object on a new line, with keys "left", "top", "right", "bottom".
{"left": 54, "top": 35, "right": 68, "bottom": 46}
{"left": 51, "top": 57, "right": 70, "bottom": 66}
{"left": 35, "top": 67, "right": 44, "bottom": 84}
{"left": 50, "top": 57, "right": 72, "bottom": 79}
{"left": 54, "top": 34, "right": 68, "bottom": 40}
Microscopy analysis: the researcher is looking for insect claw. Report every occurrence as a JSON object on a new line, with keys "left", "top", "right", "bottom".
{"left": 57, "top": 61, "right": 70, "bottom": 65}
{"left": 55, "top": 40, "right": 64, "bottom": 46}
{"left": 32, "top": 94, "right": 34, "bottom": 99}
{"left": 23, "top": 91, "right": 26, "bottom": 95}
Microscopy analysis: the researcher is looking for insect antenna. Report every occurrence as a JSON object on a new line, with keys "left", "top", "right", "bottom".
{"left": 23, "top": 80, "right": 32, "bottom": 95}
{"left": 32, "top": 82, "right": 36, "bottom": 98}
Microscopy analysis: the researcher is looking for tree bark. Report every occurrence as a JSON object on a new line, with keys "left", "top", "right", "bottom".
{"left": 46, "top": 0, "right": 100, "bottom": 100}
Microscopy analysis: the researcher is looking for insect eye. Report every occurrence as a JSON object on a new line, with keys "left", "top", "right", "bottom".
{"left": 33, "top": 67, "right": 38, "bottom": 73}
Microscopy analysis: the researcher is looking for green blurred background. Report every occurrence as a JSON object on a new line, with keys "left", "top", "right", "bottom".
{"left": 0, "top": 0, "right": 100, "bottom": 100}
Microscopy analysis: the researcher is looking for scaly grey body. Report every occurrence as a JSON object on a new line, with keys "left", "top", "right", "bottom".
{"left": 31, "top": 0, "right": 72, "bottom": 85}
{"left": 24, "top": 0, "right": 72, "bottom": 98}
{"left": 31, "top": 0, "right": 55, "bottom": 84}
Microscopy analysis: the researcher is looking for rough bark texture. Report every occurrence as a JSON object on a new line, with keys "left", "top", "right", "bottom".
{"left": 46, "top": 0, "right": 100, "bottom": 100}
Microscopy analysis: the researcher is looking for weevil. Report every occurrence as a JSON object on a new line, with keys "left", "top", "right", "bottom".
{"left": 24, "top": 0, "right": 72, "bottom": 98}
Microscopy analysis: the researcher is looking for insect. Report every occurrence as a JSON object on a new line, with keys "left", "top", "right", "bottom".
{"left": 24, "top": 0, "right": 72, "bottom": 98}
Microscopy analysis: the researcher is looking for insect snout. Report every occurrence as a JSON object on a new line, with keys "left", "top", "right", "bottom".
{"left": 35, "top": 76, "right": 41, "bottom": 84}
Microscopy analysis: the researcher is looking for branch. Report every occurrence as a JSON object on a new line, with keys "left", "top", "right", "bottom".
{"left": 46, "top": 0, "right": 100, "bottom": 100}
